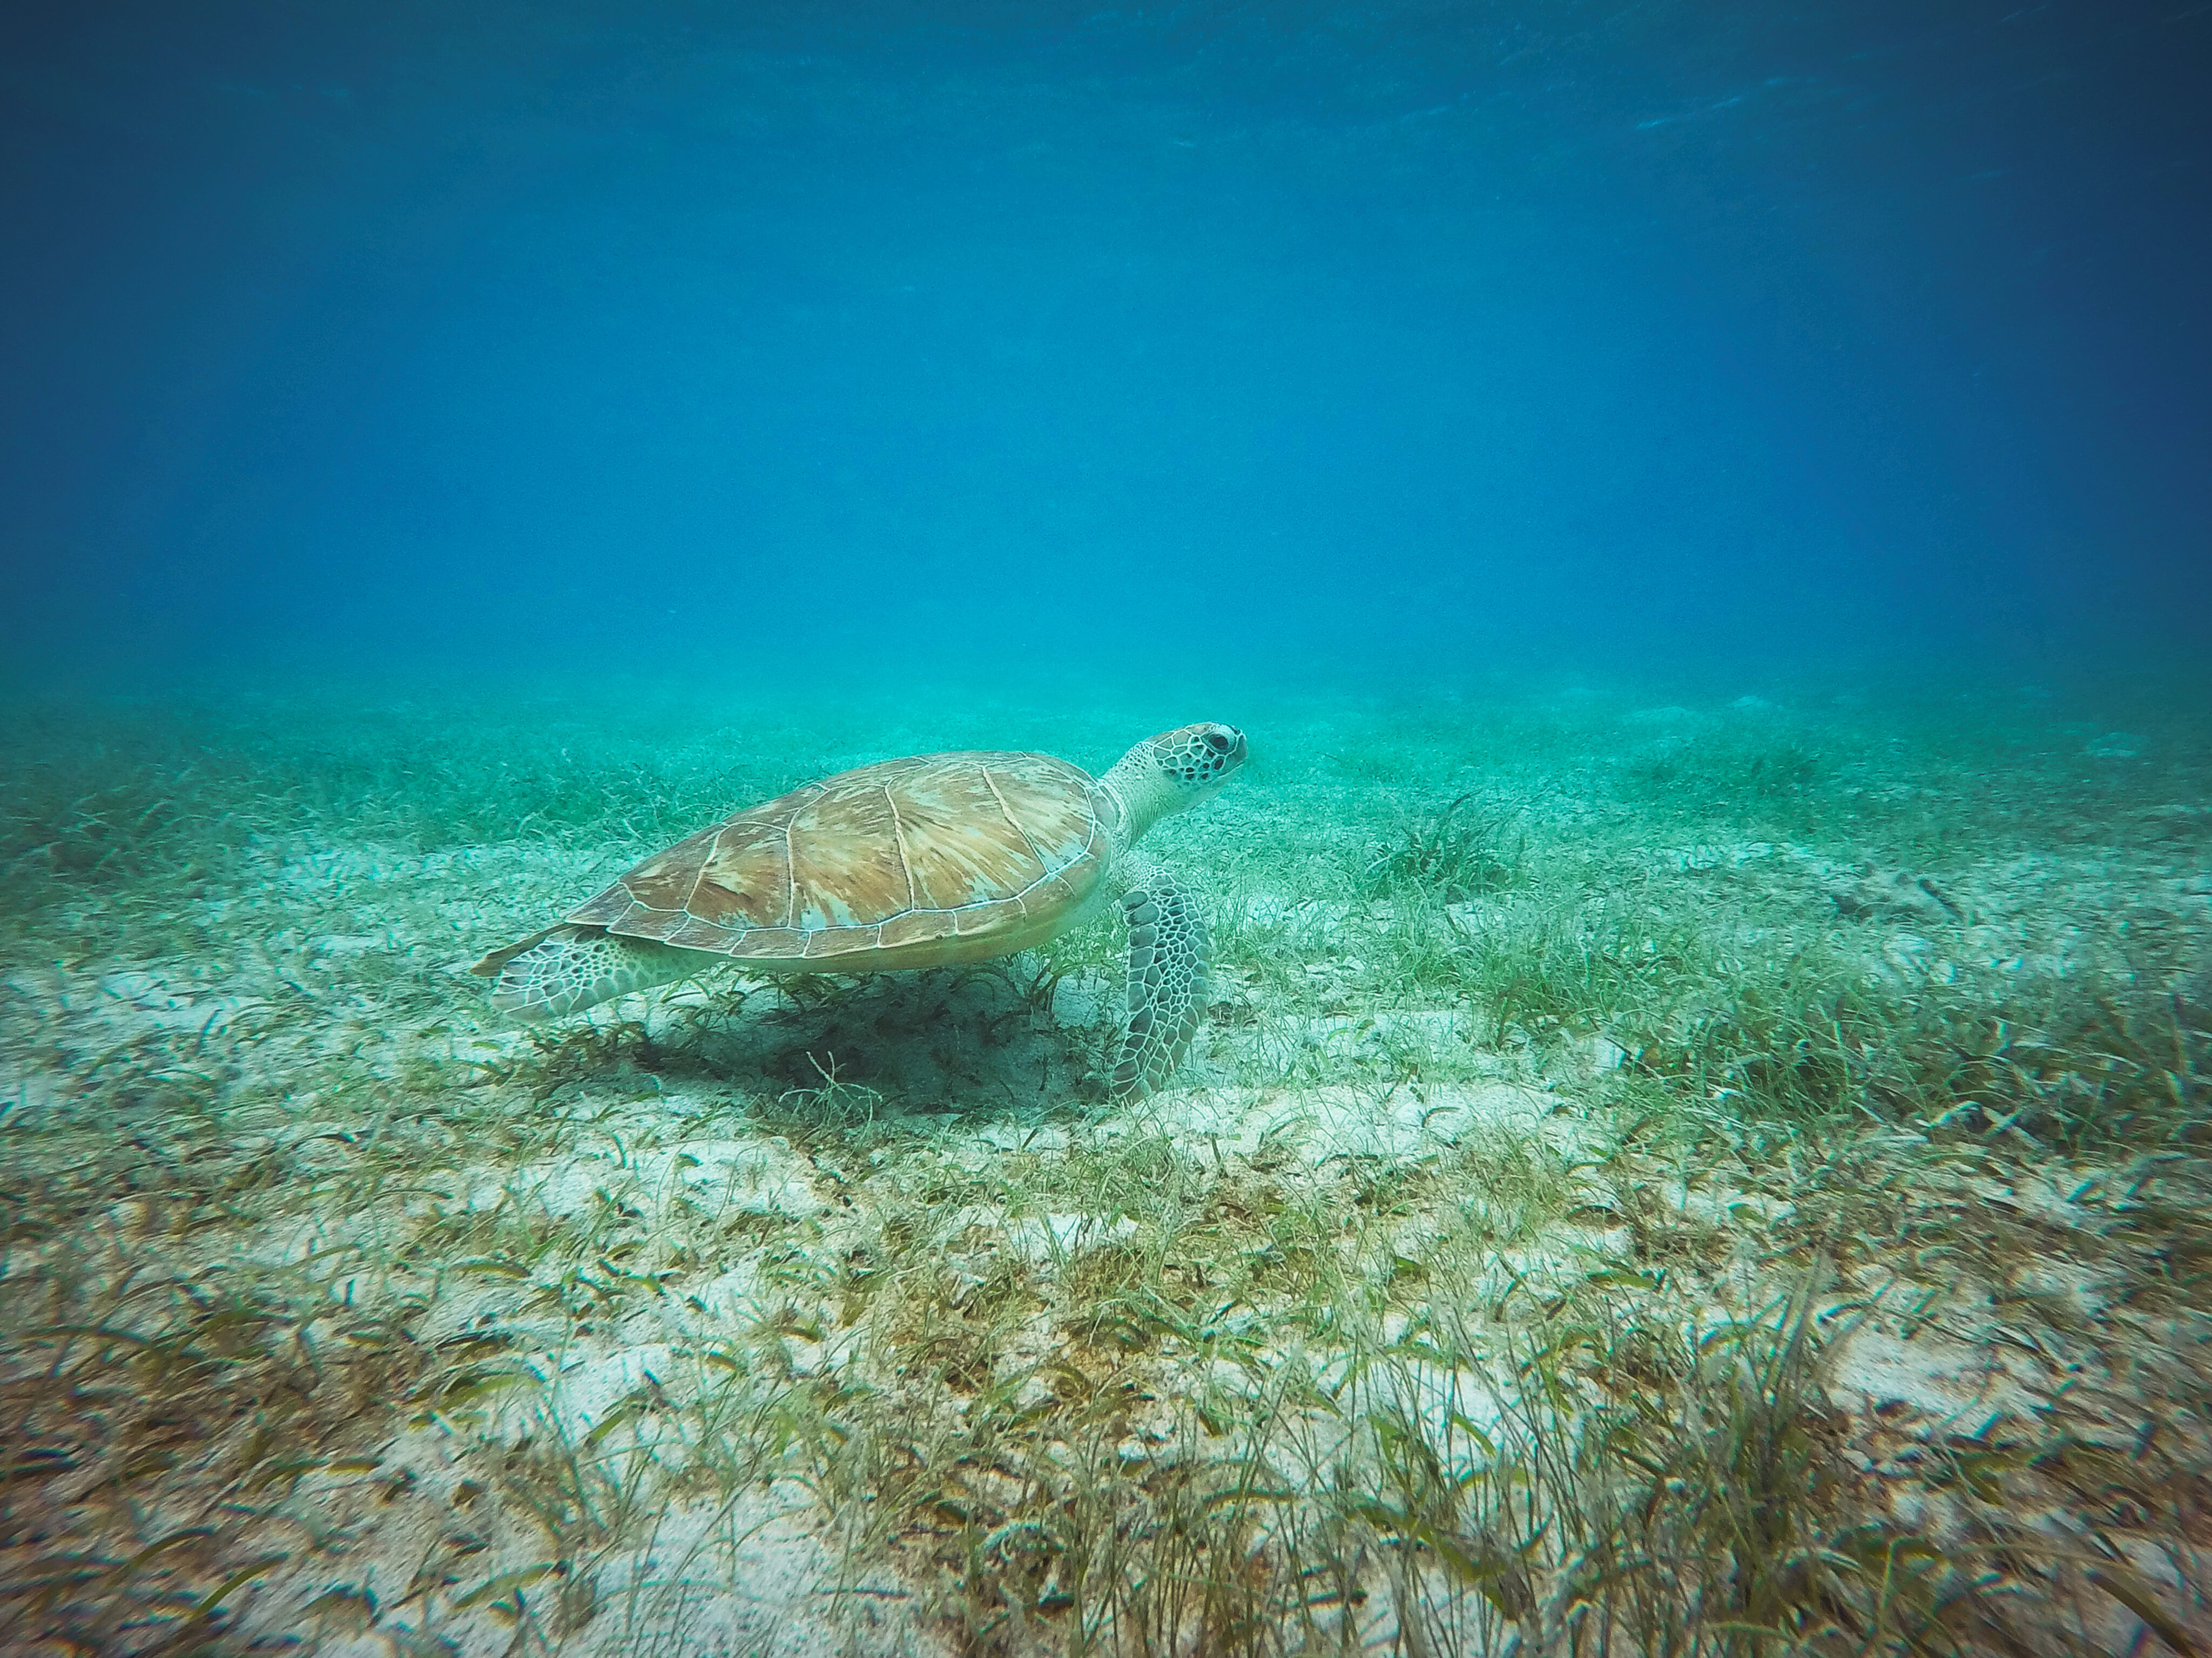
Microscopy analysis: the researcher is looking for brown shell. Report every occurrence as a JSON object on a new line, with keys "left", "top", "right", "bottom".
{"left": 559, "top": 751, "right": 1109, "bottom": 971}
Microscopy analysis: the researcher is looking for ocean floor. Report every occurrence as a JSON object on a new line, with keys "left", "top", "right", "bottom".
{"left": 3, "top": 674, "right": 2208, "bottom": 1656}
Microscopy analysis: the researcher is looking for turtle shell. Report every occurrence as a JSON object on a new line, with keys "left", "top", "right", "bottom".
{"left": 562, "top": 751, "right": 1110, "bottom": 971}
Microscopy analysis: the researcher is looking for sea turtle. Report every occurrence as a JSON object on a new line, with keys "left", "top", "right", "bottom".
{"left": 470, "top": 722, "right": 1247, "bottom": 1097}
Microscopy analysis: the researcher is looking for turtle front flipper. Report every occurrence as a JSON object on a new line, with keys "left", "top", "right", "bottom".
{"left": 474, "top": 925, "right": 695, "bottom": 1022}
{"left": 1110, "top": 856, "right": 1211, "bottom": 1098}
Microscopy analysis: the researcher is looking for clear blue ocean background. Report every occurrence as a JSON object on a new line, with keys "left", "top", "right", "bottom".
{"left": 9, "top": 16, "right": 2212, "bottom": 1649}
{"left": 3, "top": 0, "right": 2207, "bottom": 694}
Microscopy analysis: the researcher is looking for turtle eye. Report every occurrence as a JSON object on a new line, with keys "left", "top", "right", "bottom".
{"left": 1203, "top": 729, "right": 1232, "bottom": 754}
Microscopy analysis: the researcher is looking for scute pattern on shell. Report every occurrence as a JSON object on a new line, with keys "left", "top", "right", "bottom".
{"left": 564, "top": 752, "right": 1107, "bottom": 964}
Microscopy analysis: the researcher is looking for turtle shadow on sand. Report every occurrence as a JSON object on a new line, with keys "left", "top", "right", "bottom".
{"left": 532, "top": 963, "right": 1108, "bottom": 1118}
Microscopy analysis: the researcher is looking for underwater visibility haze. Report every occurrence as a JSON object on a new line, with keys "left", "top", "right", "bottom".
{"left": 4, "top": 0, "right": 2210, "bottom": 678}
{"left": 4, "top": 3, "right": 2212, "bottom": 1655}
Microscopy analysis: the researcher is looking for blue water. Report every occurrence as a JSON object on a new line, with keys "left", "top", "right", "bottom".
{"left": 3, "top": 1, "right": 2208, "bottom": 689}
{"left": 9, "top": 17, "right": 2212, "bottom": 1648}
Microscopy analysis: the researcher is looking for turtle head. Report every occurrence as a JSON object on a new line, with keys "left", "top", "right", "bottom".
{"left": 1105, "top": 723, "right": 1247, "bottom": 841}
{"left": 1150, "top": 723, "right": 1247, "bottom": 795}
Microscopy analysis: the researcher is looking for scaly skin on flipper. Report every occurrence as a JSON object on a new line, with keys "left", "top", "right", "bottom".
{"left": 1110, "top": 854, "right": 1211, "bottom": 1098}
{"left": 470, "top": 722, "right": 1247, "bottom": 1097}
{"left": 489, "top": 926, "right": 696, "bottom": 1021}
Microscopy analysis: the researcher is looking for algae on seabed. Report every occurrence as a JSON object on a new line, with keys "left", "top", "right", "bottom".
{"left": 2, "top": 678, "right": 2207, "bottom": 1656}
